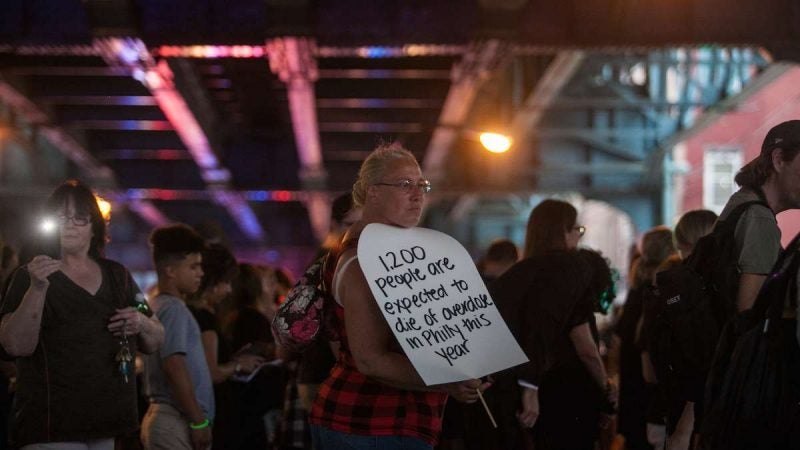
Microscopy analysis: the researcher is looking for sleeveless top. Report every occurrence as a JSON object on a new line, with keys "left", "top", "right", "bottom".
{"left": 309, "top": 238, "right": 448, "bottom": 445}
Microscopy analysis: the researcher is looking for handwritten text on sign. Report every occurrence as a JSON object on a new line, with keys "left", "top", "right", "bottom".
{"left": 358, "top": 224, "right": 528, "bottom": 385}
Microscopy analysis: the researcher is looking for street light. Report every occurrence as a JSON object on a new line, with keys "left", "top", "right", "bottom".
{"left": 479, "top": 132, "right": 512, "bottom": 153}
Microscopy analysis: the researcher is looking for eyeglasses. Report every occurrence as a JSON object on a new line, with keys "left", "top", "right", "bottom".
{"left": 373, "top": 179, "right": 432, "bottom": 194}
{"left": 573, "top": 225, "right": 586, "bottom": 236}
{"left": 57, "top": 215, "right": 91, "bottom": 226}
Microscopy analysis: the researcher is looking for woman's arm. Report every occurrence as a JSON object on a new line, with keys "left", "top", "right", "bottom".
{"left": 200, "top": 330, "right": 264, "bottom": 383}
{"left": 108, "top": 308, "right": 164, "bottom": 354}
{"left": 569, "top": 322, "right": 608, "bottom": 390}
{"left": 737, "top": 273, "right": 766, "bottom": 312}
{"left": 162, "top": 354, "right": 212, "bottom": 450}
{"left": 641, "top": 351, "right": 658, "bottom": 384}
{"left": 201, "top": 330, "right": 235, "bottom": 383}
{"left": 0, "top": 257, "right": 60, "bottom": 357}
{"left": 570, "top": 322, "right": 617, "bottom": 415}
{"left": 341, "top": 252, "right": 485, "bottom": 401}
{"left": 136, "top": 315, "right": 164, "bottom": 354}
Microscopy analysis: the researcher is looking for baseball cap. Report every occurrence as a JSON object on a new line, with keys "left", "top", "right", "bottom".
{"left": 761, "top": 120, "right": 800, "bottom": 154}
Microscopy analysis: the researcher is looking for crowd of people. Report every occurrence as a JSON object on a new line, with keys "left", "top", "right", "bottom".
{"left": 0, "top": 120, "right": 799, "bottom": 450}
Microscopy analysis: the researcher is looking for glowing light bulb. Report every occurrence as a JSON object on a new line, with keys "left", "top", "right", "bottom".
{"left": 479, "top": 132, "right": 512, "bottom": 153}
{"left": 95, "top": 195, "right": 112, "bottom": 221}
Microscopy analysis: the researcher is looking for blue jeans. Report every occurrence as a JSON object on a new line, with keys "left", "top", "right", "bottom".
{"left": 310, "top": 425, "right": 432, "bottom": 450}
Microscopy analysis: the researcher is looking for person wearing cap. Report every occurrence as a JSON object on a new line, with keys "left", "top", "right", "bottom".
{"left": 718, "top": 120, "right": 800, "bottom": 314}
{"left": 687, "top": 120, "right": 800, "bottom": 444}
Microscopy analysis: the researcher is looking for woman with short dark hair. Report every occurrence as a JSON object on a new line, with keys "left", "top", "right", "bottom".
{"left": 0, "top": 179, "right": 164, "bottom": 449}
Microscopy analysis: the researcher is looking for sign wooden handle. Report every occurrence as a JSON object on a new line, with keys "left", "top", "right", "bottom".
{"left": 476, "top": 389, "right": 497, "bottom": 429}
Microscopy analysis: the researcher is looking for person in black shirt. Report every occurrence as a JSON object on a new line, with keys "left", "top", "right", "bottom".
{"left": 226, "top": 263, "right": 283, "bottom": 449}
{"left": 615, "top": 226, "right": 677, "bottom": 450}
{"left": 0, "top": 180, "right": 164, "bottom": 449}
{"left": 478, "top": 239, "right": 519, "bottom": 284}
{"left": 188, "top": 243, "right": 263, "bottom": 449}
{"left": 490, "top": 199, "right": 616, "bottom": 450}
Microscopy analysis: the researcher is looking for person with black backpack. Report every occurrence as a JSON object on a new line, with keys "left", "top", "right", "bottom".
{"left": 640, "top": 210, "right": 717, "bottom": 450}
{"left": 647, "top": 120, "right": 800, "bottom": 448}
{"left": 616, "top": 226, "right": 677, "bottom": 450}
{"left": 699, "top": 232, "right": 800, "bottom": 450}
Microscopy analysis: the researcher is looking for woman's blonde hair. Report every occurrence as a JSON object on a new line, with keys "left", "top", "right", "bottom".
{"left": 352, "top": 142, "right": 418, "bottom": 208}
{"left": 632, "top": 226, "right": 677, "bottom": 288}
{"left": 674, "top": 209, "right": 717, "bottom": 256}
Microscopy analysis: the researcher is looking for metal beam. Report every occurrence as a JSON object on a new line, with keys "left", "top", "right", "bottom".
{"left": 318, "top": 122, "right": 426, "bottom": 133}
{"left": 316, "top": 98, "right": 442, "bottom": 109}
{"left": 267, "top": 36, "right": 328, "bottom": 242}
{"left": 64, "top": 119, "right": 173, "bottom": 131}
{"left": 538, "top": 127, "right": 663, "bottom": 139}
{"left": 605, "top": 81, "right": 662, "bottom": 126}
{"left": 511, "top": 51, "right": 585, "bottom": 140}
{"left": 547, "top": 98, "right": 711, "bottom": 110}
{"left": 36, "top": 95, "right": 158, "bottom": 106}
{"left": 322, "top": 150, "right": 373, "bottom": 161}
{"left": 97, "top": 149, "right": 192, "bottom": 160}
{"left": 317, "top": 69, "right": 451, "bottom": 79}
{"left": 6, "top": 66, "right": 132, "bottom": 77}
{"left": 527, "top": 162, "right": 646, "bottom": 176}
{"left": 0, "top": 79, "right": 170, "bottom": 228}
{"left": 267, "top": 37, "right": 325, "bottom": 185}
{"left": 424, "top": 39, "right": 510, "bottom": 179}
{"left": 545, "top": 132, "right": 643, "bottom": 162}
{"left": 0, "top": 80, "right": 109, "bottom": 179}
{"left": 6, "top": 43, "right": 768, "bottom": 62}
{"left": 95, "top": 37, "right": 266, "bottom": 241}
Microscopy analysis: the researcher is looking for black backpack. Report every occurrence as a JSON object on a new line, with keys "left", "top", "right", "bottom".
{"left": 698, "top": 233, "right": 800, "bottom": 450}
{"left": 647, "top": 199, "right": 768, "bottom": 430}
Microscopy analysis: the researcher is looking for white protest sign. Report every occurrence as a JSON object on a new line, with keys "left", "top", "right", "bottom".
{"left": 358, "top": 223, "right": 528, "bottom": 385}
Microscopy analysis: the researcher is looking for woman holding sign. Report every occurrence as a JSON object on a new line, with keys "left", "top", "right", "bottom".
{"left": 490, "top": 199, "right": 616, "bottom": 450}
{"left": 308, "top": 143, "right": 489, "bottom": 450}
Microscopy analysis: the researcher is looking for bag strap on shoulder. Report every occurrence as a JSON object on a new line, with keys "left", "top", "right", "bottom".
{"left": 751, "top": 232, "right": 800, "bottom": 324}
{"left": 714, "top": 199, "right": 770, "bottom": 235}
{"left": 321, "top": 237, "right": 359, "bottom": 295}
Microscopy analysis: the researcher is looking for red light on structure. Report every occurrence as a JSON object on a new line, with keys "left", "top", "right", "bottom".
{"left": 157, "top": 46, "right": 179, "bottom": 57}
{"left": 155, "top": 189, "right": 178, "bottom": 201}
{"left": 274, "top": 191, "right": 293, "bottom": 202}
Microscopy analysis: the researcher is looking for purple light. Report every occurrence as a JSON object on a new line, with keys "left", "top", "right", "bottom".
{"left": 212, "top": 191, "right": 264, "bottom": 241}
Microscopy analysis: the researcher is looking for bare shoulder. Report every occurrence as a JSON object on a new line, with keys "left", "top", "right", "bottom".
{"left": 336, "top": 250, "right": 374, "bottom": 307}
{"left": 336, "top": 247, "right": 363, "bottom": 277}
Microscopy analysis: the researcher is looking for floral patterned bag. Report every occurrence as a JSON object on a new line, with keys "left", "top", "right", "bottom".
{"left": 272, "top": 253, "right": 334, "bottom": 352}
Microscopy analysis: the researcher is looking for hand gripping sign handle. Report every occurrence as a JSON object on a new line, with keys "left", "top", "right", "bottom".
{"left": 477, "top": 389, "right": 497, "bottom": 429}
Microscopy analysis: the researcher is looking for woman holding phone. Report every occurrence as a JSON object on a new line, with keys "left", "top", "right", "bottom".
{"left": 0, "top": 179, "right": 164, "bottom": 450}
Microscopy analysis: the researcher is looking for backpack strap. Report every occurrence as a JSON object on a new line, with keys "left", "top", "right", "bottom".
{"left": 333, "top": 255, "right": 358, "bottom": 304}
{"left": 322, "top": 237, "right": 359, "bottom": 299}
{"left": 684, "top": 199, "right": 768, "bottom": 270}
{"left": 713, "top": 199, "right": 770, "bottom": 236}
{"left": 751, "top": 232, "right": 800, "bottom": 325}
